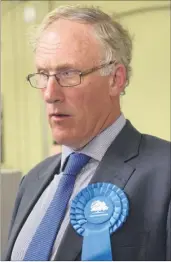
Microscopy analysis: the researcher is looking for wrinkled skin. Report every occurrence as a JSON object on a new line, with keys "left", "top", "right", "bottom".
{"left": 35, "top": 19, "right": 126, "bottom": 149}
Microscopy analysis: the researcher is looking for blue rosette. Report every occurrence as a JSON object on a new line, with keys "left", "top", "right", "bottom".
{"left": 70, "top": 183, "right": 129, "bottom": 261}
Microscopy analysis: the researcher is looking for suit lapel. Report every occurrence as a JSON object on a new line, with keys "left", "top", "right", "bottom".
{"left": 55, "top": 121, "right": 142, "bottom": 261}
{"left": 6, "top": 154, "right": 61, "bottom": 261}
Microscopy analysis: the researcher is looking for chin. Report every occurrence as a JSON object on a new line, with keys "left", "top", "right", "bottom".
{"left": 51, "top": 126, "right": 86, "bottom": 149}
{"left": 52, "top": 130, "right": 74, "bottom": 147}
{"left": 52, "top": 133, "right": 83, "bottom": 149}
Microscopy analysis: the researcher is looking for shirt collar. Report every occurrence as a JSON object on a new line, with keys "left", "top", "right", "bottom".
{"left": 61, "top": 113, "right": 126, "bottom": 171}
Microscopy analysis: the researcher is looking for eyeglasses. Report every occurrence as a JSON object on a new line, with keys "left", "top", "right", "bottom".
{"left": 26, "top": 61, "right": 115, "bottom": 89}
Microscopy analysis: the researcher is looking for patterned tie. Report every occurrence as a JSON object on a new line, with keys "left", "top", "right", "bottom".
{"left": 24, "top": 153, "right": 90, "bottom": 261}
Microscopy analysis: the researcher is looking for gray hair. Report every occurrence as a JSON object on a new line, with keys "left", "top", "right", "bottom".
{"left": 32, "top": 5, "right": 133, "bottom": 88}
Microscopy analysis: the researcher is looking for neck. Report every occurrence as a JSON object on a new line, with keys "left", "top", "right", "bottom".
{"left": 72, "top": 109, "right": 122, "bottom": 151}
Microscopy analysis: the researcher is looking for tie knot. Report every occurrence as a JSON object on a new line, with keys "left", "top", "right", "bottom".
{"left": 63, "top": 153, "right": 91, "bottom": 176}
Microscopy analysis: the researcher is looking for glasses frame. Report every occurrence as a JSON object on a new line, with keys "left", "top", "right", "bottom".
{"left": 26, "top": 60, "right": 115, "bottom": 89}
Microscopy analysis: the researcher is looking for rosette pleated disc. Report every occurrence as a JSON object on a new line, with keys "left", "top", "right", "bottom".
{"left": 70, "top": 183, "right": 129, "bottom": 236}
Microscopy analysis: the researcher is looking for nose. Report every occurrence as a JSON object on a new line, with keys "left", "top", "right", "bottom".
{"left": 43, "top": 76, "right": 64, "bottom": 104}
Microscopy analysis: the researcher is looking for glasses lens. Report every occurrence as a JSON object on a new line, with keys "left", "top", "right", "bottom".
{"left": 30, "top": 74, "right": 48, "bottom": 88}
{"left": 28, "top": 71, "right": 81, "bottom": 88}
{"left": 59, "top": 71, "right": 80, "bottom": 87}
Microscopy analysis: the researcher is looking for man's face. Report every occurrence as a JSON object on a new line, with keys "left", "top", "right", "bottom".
{"left": 35, "top": 19, "right": 122, "bottom": 149}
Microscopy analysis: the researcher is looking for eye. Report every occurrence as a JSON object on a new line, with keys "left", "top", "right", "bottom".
{"left": 60, "top": 70, "right": 78, "bottom": 78}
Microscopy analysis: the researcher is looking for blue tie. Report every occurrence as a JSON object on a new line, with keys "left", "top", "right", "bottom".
{"left": 24, "top": 153, "right": 90, "bottom": 261}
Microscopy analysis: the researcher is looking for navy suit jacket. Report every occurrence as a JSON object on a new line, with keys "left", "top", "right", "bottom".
{"left": 3, "top": 121, "right": 171, "bottom": 260}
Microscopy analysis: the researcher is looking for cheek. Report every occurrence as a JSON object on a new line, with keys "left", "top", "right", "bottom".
{"left": 69, "top": 92, "right": 89, "bottom": 120}
{"left": 65, "top": 88, "right": 94, "bottom": 129}
{"left": 40, "top": 89, "right": 45, "bottom": 100}
{"left": 74, "top": 84, "right": 108, "bottom": 123}
{"left": 83, "top": 80, "right": 110, "bottom": 110}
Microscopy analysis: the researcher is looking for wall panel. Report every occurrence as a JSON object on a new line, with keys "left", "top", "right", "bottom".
{"left": 2, "top": 1, "right": 50, "bottom": 173}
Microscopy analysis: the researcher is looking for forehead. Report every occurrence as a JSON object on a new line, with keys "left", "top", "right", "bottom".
{"left": 35, "top": 19, "right": 102, "bottom": 70}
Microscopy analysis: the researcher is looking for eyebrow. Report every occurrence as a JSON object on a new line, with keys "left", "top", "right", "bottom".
{"left": 36, "top": 63, "right": 80, "bottom": 73}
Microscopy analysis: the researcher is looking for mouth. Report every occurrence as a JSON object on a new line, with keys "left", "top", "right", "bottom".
{"left": 50, "top": 113, "right": 71, "bottom": 120}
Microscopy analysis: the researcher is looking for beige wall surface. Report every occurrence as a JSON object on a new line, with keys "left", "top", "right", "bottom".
{"left": 2, "top": 1, "right": 50, "bottom": 173}
{"left": 1, "top": 1, "right": 170, "bottom": 174}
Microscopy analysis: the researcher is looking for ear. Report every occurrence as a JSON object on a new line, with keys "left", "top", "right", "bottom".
{"left": 109, "top": 64, "right": 127, "bottom": 96}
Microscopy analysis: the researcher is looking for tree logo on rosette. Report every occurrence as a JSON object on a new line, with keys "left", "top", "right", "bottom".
{"left": 90, "top": 200, "right": 109, "bottom": 213}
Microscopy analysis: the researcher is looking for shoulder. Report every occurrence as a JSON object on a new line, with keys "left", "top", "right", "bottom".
{"left": 140, "top": 133, "right": 170, "bottom": 157}
{"left": 135, "top": 133, "right": 170, "bottom": 177}
{"left": 121, "top": 120, "right": 170, "bottom": 167}
{"left": 21, "top": 154, "right": 61, "bottom": 188}
{"left": 27, "top": 154, "right": 61, "bottom": 176}
{"left": 124, "top": 120, "right": 170, "bottom": 156}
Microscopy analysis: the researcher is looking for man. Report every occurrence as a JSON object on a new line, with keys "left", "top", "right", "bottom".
{"left": 3, "top": 5, "right": 170, "bottom": 261}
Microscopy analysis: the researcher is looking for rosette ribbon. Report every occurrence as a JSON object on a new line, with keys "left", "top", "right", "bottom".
{"left": 70, "top": 183, "right": 129, "bottom": 261}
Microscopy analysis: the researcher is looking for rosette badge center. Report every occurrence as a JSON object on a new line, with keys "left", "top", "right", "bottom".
{"left": 70, "top": 183, "right": 129, "bottom": 261}
{"left": 84, "top": 196, "right": 113, "bottom": 224}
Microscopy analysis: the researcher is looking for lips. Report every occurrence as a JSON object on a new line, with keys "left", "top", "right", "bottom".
{"left": 50, "top": 113, "right": 71, "bottom": 119}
